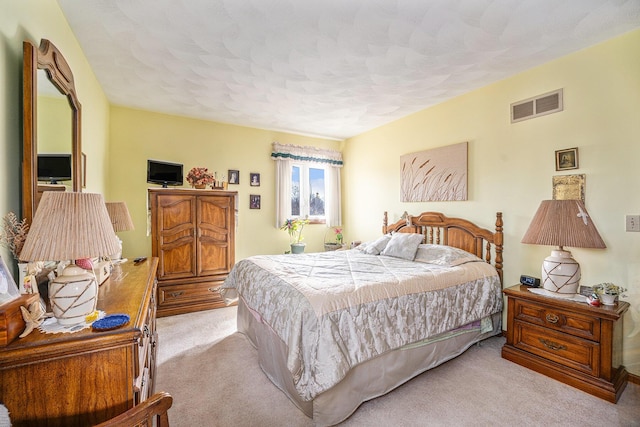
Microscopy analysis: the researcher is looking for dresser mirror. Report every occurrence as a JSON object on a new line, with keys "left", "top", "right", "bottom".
{"left": 22, "top": 39, "right": 82, "bottom": 224}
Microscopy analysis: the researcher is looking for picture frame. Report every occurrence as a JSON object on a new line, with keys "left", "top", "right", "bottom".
{"left": 228, "top": 169, "right": 239, "bottom": 185}
{"left": 555, "top": 147, "right": 578, "bottom": 171}
{"left": 250, "top": 173, "right": 260, "bottom": 187}
{"left": 0, "top": 255, "right": 20, "bottom": 305}
{"left": 552, "top": 174, "right": 585, "bottom": 202}
{"left": 250, "top": 194, "right": 261, "bottom": 209}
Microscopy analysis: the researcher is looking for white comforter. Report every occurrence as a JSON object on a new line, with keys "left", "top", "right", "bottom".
{"left": 221, "top": 248, "right": 502, "bottom": 401}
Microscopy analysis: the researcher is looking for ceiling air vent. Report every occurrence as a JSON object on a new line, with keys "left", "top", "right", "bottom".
{"left": 511, "top": 89, "right": 563, "bottom": 123}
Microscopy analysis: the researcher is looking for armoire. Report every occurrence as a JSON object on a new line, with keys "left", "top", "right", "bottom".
{"left": 149, "top": 188, "right": 237, "bottom": 317}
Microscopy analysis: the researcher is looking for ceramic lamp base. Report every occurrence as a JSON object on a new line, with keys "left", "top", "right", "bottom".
{"left": 49, "top": 264, "right": 98, "bottom": 326}
{"left": 541, "top": 249, "right": 580, "bottom": 298}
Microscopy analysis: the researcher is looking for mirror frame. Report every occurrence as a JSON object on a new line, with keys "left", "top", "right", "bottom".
{"left": 22, "top": 39, "right": 82, "bottom": 224}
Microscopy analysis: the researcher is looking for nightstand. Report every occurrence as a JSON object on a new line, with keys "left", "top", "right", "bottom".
{"left": 502, "top": 285, "right": 629, "bottom": 403}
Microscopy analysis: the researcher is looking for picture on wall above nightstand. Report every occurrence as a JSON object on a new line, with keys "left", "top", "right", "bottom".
{"left": 552, "top": 174, "right": 585, "bottom": 202}
{"left": 555, "top": 147, "right": 578, "bottom": 171}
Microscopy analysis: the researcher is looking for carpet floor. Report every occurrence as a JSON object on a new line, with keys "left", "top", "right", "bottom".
{"left": 156, "top": 307, "right": 640, "bottom": 426}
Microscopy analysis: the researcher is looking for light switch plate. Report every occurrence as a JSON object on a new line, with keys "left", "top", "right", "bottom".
{"left": 626, "top": 215, "right": 640, "bottom": 232}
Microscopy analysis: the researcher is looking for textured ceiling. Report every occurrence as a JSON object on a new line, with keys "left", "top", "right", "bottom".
{"left": 58, "top": 0, "right": 640, "bottom": 140}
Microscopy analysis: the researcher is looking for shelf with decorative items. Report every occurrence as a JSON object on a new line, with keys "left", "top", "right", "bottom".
{"left": 324, "top": 226, "right": 346, "bottom": 251}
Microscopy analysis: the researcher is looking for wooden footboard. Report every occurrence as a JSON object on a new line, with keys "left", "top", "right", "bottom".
{"left": 383, "top": 211, "right": 503, "bottom": 284}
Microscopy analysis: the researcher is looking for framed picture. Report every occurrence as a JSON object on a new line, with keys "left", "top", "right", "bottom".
{"left": 228, "top": 169, "right": 239, "bottom": 185}
{"left": 552, "top": 174, "right": 585, "bottom": 202}
{"left": 0, "top": 255, "right": 20, "bottom": 305}
{"left": 250, "top": 173, "right": 260, "bottom": 187}
{"left": 250, "top": 194, "right": 261, "bottom": 209}
{"left": 555, "top": 147, "right": 578, "bottom": 171}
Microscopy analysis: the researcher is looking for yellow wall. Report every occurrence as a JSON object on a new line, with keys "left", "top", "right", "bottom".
{"left": 342, "top": 30, "right": 640, "bottom": 374}
{"left": 2, "top": 2, "right": 639, "bottom": 375}
{"left": 0, "top": 0, "right": 111, "bottom": 265}
{"left": 108, "top": 106, "right": 340, "bottom": 260}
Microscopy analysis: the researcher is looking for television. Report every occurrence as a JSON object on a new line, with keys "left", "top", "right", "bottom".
{"left": 37, "top": 154, "right": 72, "bottom": 184}
{"left": 147, "top": 159, "right": 183, "bottom": 187}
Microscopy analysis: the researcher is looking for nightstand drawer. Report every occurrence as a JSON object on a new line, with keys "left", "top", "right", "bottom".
{"left": 514, "top": 298, "right": 600, "bottom": 341}
{"left": 513, "top": 320, "right": 599, "bottom": 376}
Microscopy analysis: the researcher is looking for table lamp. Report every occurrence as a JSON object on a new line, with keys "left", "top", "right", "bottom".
{"left": 19, "top": 192, "right": 120, "bottom": 325}
{"left": 521, "top": 200, "right": 606, "bottom": 297}
{"left": 105, "top": 201, "right": 135, "bottom": 261}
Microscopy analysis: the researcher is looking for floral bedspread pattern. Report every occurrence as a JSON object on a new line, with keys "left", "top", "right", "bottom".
{"left": 221, "top": 249, "right": 502, "bottom": 401}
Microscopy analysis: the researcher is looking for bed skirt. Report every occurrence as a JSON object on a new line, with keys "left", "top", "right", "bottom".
{"left": 237, "top": 299, "right": 502, "bottom": 426}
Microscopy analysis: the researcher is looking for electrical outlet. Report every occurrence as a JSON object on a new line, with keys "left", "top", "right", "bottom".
{"left": 626, "top": 215, "right": 640, "bottom": 232}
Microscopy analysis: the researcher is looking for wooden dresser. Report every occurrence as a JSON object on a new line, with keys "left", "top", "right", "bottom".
{"left": 149, "top": 188, "right": 236, "bottom": 317}
{"left": 0, "top": 258, "right": 159, "bottom": 426}
{"left": 502, "top": 285, "right": 629, "bottom": 403}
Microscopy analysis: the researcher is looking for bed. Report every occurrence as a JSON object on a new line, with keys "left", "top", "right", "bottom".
{"left": 221, "top": 211, "right": 504, "bottom": 426}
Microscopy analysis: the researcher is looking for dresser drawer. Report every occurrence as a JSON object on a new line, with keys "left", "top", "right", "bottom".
{"left": 513, "top": 298, "right": 600, "bottom": 341}
{"left": 513, "top": 320, "right": 599, "bottom": 376}
{"left": 158, "top": 280, "right": 224, "bottom": 308}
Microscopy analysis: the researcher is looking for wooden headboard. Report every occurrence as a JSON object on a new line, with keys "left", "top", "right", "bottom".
{"left": 383, "top": 211, "right": 503, "bottom": 283}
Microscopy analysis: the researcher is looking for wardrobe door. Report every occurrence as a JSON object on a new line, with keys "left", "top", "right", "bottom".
{"left": 197, "top": 194, "right": 235, "bottom": 276}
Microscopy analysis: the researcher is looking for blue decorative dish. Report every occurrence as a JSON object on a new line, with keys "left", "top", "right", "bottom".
{"left": 92, "top": 314, "right": 130, "bottom": 331}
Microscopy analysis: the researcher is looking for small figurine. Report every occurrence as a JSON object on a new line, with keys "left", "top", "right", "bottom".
{"left": 19, "top": 301, "right": 45, "bottom": 338}
{"left": 586, "top": 293, "right": 601, "bottom": 307}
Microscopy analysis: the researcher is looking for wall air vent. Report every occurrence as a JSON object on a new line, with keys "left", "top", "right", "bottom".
{"left": 511, "top": 89, "right": 563, "bottom": 123}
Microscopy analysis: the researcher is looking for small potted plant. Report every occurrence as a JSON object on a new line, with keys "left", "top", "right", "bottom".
{"left": 592, "top": 283, "right": 627, "bottom": 306}
{"left": 281, "top": 217, "right": 310, "bottom": 254}
{"left": 186, "top": 167, "right": 214, "bottom": 189}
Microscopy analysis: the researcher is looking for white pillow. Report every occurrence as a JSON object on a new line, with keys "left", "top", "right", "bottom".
{"left": 380, "top": 233, "right": 424, "bottom": 260}
{"left": 413, "top": 244, "right": 482, "bottom": 266}
{"left": 359, "top": 234, "right": 392, "bottom": 255}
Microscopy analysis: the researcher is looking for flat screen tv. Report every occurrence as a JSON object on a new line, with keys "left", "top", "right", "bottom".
{"left": 37, "top": 154, "right": 72, "bottom": 184}
{"left": 147, "top": 159, "right": 183, "bottom": 187}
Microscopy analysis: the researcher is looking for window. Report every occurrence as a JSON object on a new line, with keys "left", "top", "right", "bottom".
{"left": 291, "top": 164, "right": 326, "bottom": 221}
{"left": 272, "top": 142, "right": 342, "bottom": 228}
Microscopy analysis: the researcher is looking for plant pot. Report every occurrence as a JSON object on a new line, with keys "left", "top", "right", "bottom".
{"left": 599, "top": 294, "right": 617, "bottom": 306}
{"left": 290, "top": 243, "right": 306, "bottom": 254}
{"left": 194, "top": 184, "right": 206, "bottom": 189}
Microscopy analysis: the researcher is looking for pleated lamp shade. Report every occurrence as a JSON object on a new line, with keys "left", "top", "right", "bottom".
{"left": 20, "top": 192, "right": 120, "bottom": 262}
{"left": 106, "top": 202, "right": 135, "bottom": 232}
{"left": 19, "top": 192, "right": 120, "bottom": 325}
{"left": 521, "top": 200, "right": 606, "bottom": 249}
{"left": 521, "top": 200, "right": 606, "bottom": 297}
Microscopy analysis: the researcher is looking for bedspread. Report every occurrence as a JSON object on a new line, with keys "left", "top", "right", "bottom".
{"left": 220, "top": 249, "right": 502, "bottom": 401}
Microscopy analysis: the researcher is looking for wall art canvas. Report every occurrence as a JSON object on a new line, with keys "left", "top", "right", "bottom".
{"left": 401, "top": 141, "right": 468, "bottom": 202}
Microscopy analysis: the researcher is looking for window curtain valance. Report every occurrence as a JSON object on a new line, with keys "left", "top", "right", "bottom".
{"left": 272, "top": 142, "right": 342, "bottom": 228}
{"left": 271, "top": 142, "right": 343, "bottom": 167}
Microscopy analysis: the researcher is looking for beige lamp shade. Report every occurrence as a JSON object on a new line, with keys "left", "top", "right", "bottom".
{"left": 106, "top": 202, "right": 135, "bottom": 232}
{"left": 19, "top": 192, "right": 120, "bottom": 325}
{"left": 521, "top": 200, "right": 606, "bottom": 297}
{"left": 19, "top": 192, "right": 120, "bottom": 262}
{"left": 521, "top": 200, "right": 606, "bottom": 249}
